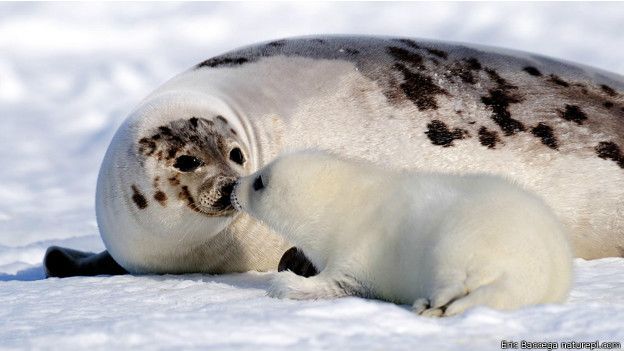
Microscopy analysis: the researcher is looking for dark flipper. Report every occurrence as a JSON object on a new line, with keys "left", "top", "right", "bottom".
{"left": 43, "top": 246, "right": 128, "bottom": 278}
{"left": 278, "top": 247, "right": 318, "bottom": 277}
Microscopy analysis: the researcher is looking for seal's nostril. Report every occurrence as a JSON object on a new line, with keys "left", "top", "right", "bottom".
{"left": 253, "top": 175, "right": 265, "bottom": 191}
{"left": 221, "top": 182, "right": 235, "bottom": 198}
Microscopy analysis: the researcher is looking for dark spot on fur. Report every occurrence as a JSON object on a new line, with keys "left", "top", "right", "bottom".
{"left": 168, "top": 176, "right": 180, "bottom": 186}
{"left": 485, "top": 68, "right": 517, "bottom": 90}
{"left": 189, "top": 117, "right": 199, "bottom": 128}
{"left": 131, "top": 185, "right": 148, "bottom": 209}
{"left": 478, "top": 127, "right": 500, "bottom": 149}
{"left": 523, "top": 66, "right": 542, "bottom": 77}
{"left": 531, "top": 123, "right": 558, "bottom": 150}
{"left": 154, "top": 191, "right": 167, "bottom": 206}
{"left": 196, "top": 56, "right": 249, "bottom": 69}
{"left": 394, "top": 63, "right": 447, "bottom": 110}
{"left": 152, "top": 176, "right": 160, "bottom": 188}
{"left": 230, "top": 128, "right": 237, "bottom": 135}
{"left": 167, "top": 148, "right": 178, "bottom": 159}
{"left": 267, "top": 40, "right": 286, "bottom": 47}
{"left": 138, "top": 138, "right": 157, "bottom": 156}
{"left": 600, "top": 84, "right": 617, "bottom": 97}
{"left": 604, "top": 101, "right": 614, "bottom": 109}
{"left": 311, "top": 39, "right": 326, "bottom": 44}
{"left": 448, "top": 58, "right": 482, "bottom": 84}
{"left": 179, "top": 185, "right": 200, "bottom": 212}
{"left": 425, "top": 48, "right": 448, "bottom": 59}
{"left": 216, "top": 115, "right": 228, "bottom": 124}
{"left": 387, "top": 47, "right": 424, "bottom": 69}
{"left": 481, "top": 89, "right": 525, "bottom": 135}
{"left": 464, "top": 57, "right": 482, "bottom": 71}
{"left": 158, "top": 126, "right": 173, "bottom": 136}
{"left": 394, "top": 38, "right": 421, "bottom": 49}
{"left": 558, "top": 104, "right": 587, "bottom": 125}
{"left": 549, "top": 74, "right": 569, "bottom": 87}
{"left": 425, "top": 120, "right": 469, "bottom": 147}
{"left": 596, "top": 141, "right": 624, "bottom": 168}
{"left": 342, "top": 48, "right": 359, "bottom": 55}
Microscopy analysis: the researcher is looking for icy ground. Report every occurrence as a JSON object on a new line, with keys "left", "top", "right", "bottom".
{"left": 1, "top": 3, "right": 623, "bottom": 350}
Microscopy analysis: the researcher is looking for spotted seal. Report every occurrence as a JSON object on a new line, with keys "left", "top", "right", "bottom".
{"left": 44, "top": 35, "right": 624, "bottom": 277}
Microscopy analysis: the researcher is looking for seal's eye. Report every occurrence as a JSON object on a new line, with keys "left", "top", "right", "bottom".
{"left": 253, "top": 175, "right": 265, "bottom": 191}
{"left": 229, "top": 147, "right": 245, "bottom": 165}
{"left": 174, "top": 155, "right": 204, "bottom": 172}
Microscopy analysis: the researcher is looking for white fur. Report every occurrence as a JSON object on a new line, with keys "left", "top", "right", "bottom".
{"left": 233, "top": 151, "right": 573, "bottom": 316}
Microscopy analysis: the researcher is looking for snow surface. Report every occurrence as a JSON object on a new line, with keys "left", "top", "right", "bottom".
{"left": 1, "top": 3, "right": 623, "bottom": 350}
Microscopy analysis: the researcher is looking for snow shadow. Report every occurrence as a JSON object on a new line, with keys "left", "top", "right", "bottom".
{"left": 0, "top": 265, "right": 46, "bottom": 281}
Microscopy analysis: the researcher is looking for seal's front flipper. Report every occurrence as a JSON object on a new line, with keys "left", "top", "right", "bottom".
{"left": 278, "top": 247, "right": 318, "bottom": 277}
{"left": 44, "top": 246, "right": 128, "bottom": 278}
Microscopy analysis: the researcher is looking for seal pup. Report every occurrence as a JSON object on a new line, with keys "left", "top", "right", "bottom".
{"left": 44, "top": 35, "right": 623, "bottom": 277}
{"left": 231, "top": 151, "right": 573, "bottom": 316}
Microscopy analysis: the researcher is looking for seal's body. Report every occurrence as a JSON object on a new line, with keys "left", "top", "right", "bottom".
{"left": 45, "top": 36, "right": 624, "bottom": 277}
{"left": 232, "top": 151, "right": 573, "bottom": 316}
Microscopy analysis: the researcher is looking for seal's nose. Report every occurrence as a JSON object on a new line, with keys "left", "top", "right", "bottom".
{"left": 213, "top": 178, "right": 235, "bottom": 209}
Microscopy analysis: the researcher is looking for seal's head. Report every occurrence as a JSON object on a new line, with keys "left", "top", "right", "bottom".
{"left": 96, "top": 92, "right": 255, "bottom": 273}
{"left": 136, "top": 115, "right": 243, "bottom": 216}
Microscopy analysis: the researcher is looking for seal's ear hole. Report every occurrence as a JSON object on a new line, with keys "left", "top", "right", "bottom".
{"left": 253, "top": 175, "right": 265, "bottom": 191}
{"left": 174, "top": 155, "right": 204, "bottom": 172}
{"left": 229, "top": 147, "right": 245, "bottom": 165}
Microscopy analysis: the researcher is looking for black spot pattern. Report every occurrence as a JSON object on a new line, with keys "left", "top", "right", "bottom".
{"left": 448, "top": 58, "right": 482, "bottom": 85}
{"left": 387, "top": 47, "right": 424, "bottom": 69}
{"left": 481, "top": 88, "right": 525, "bottom": 136}
{"left": 600, "top": 84, "right": 618, "bottom": 97}
{"left": 478, "top": 127, "right": 500, "bottom": 149}
{"left": 394, "top": 63, "right": 447, "bottom": 110}
{"left": 425, "top": 120, "right": 469, "bottom": 147}
{"left": 531, "top": 123, "right": 558, "bottom": 149}
{"left": 425, "top": 48, "right": 448, "bottom": 59}
{"left": 549, "top": 74, "right": 570, "bottom": 87}
{"left": 596, "top": 141, "right": 624, "bottom": 169}
{"left": 523, "top": 66, "right": 542, "bottom": 76}
{"left": 196, "top": 56, "right": 249, "bottom": 69}
{"left": 131, "top": 185, "right": 148, "bottom": 209}
{"left": 558, "top": 104, "right": 588, "bottom": 125}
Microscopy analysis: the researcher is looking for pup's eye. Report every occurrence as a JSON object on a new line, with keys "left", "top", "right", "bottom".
{"left": 253, "top": 175, "right": 265, "bottom": 191}
{"left": 174, "top": 155, "right": 204, "bottom": 172}
{"left": 229, "top": 147, "right": 245, "bottom": 165}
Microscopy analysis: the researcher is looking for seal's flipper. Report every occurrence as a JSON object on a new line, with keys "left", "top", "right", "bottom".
{"left": 278, "top": 247, "right": 318, "bottom": 277}
{"left": 44, "top": 246, "right": 128, "bottom": 278}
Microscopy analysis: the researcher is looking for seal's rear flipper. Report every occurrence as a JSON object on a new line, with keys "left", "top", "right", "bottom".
{"left": 278, "top": 247, "right": 318, "bottom": 277}
{"left": 44, "top": 246, "right": 128, "bottom": 278}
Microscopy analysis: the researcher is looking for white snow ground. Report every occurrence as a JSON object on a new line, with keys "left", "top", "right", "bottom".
{"left": 0, "top": 3, "right": 623, "bottom": 350}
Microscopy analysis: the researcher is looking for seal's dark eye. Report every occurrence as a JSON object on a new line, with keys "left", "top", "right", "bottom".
{"left": 229, "top": 147, "right": 245, "bottom": 165}
{"left": 253, "top": 175, "right": 265, "bottom": 191}
{"left": 174, "top": 155, "right": 204, "bottom": 172}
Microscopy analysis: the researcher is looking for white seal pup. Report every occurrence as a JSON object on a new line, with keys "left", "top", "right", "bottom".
{"left": 231, "top": 151, "right": 573, "bottom": 316}
{"left": 44, "top": 35, "right": 623, "bottom": 277}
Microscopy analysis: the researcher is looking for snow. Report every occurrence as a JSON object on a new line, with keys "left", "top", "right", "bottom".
{"left": 0, "top": 3, "right": 623, "bottom": 349}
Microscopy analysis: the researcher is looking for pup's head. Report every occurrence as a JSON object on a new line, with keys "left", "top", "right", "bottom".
{"left": 231, "top": 150, "right": 352, "bottom": 240}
